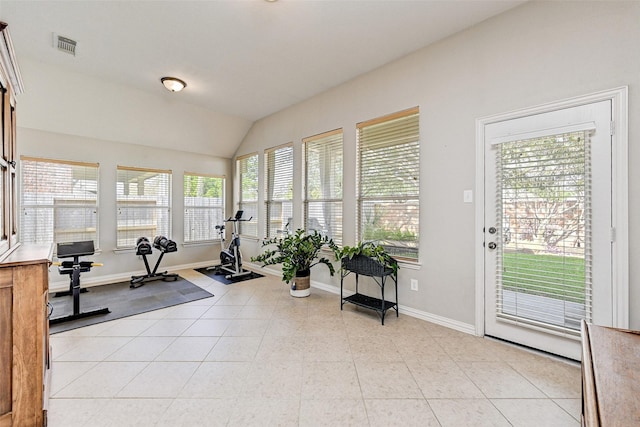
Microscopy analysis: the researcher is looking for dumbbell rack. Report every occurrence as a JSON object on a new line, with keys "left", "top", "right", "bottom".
{"left": 130, "top": 236, "right": 179, "bottom": 288}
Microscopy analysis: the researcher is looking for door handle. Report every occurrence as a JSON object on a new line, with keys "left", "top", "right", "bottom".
{"left": 487, "top": 242, "right": 497, "bottom": 250}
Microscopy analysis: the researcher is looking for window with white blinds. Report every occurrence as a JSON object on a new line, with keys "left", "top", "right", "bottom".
{"left": 357, "top": 107, "right": 420, "bottom": 260}
{"left": 184, "top": 172, "right": 225, "bottom": 243}
{"left": 1, "top": 86, "right": 18, "bottom": 255}
{"left": 304, "top": 129, "right": 343, "bottom": 245}
{"left": 265, "top": 143, "right": 293, "bottom": 238}
{"left": 116, "top": 166, "right": 171, "bottom": 248}
{"left": 237, "top": 153, "right": 258, "bottom": 237}
{"left": 21, "top": 157, "right": 99, "bottom": 247}
{"left": 497, "top": 130, "right": 591, "bottom": 333}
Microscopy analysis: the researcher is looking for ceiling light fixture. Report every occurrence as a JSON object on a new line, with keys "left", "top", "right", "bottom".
{"left": 160, "top": 77, "right": 187, "bottom": 92}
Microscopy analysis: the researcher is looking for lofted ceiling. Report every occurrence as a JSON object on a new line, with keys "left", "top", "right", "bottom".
{"left": 1, "top": 0, "right": 525, "bottom": 123}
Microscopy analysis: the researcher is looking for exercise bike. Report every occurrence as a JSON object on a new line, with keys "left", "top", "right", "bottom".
{"left": 207, "top": 210, "right": 253, "bottom": 279}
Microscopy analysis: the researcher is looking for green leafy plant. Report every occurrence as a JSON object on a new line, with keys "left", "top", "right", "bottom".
{"left": 334, "top": 241, "right": 399, "bottom": 274}
{"left": 252, "top": 229, "right": 338, "bottom": 283}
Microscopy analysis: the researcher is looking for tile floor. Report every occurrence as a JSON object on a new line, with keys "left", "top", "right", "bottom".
{"left": 48, "top": 269, "right": 582, "bottom": 426}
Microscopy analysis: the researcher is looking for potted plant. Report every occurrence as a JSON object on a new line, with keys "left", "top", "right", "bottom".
{"left": 334, "top": 241, "right": 399, "bottom": 277}
{"left": 252, "top": 228, "right": 338, "bottom": 297}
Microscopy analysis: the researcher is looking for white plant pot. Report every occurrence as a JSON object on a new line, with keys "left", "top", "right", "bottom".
{"left": 290, "top": 275, "right": 310, "bottom": 297}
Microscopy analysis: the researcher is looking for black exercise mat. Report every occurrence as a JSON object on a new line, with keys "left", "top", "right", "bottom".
{"left": 49, "top": 277, "right": 214, "bottom": 334}
{"left": 195, "top": 267, "right": 264, "bottom": 285}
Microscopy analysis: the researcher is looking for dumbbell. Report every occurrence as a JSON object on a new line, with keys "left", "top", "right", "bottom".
{"left": 135, "top": 237, "right": 153, "bottom": 256}
{"left": 153, "top": 235, "right": 177, "bottom": 253}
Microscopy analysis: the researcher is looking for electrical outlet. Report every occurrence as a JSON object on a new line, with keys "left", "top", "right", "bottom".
{"left": 410, "top": 279, "right": 418, "bottom": 291}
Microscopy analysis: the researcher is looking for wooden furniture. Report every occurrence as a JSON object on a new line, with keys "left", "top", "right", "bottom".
{"left": 0, "top": 244, "right": 53, "bottom": 427}
{"left": 340, "top": 254, "right": 398, "bottom": 325}
{"left": 0, "top": 22, "right": 24, "bottom": 261}
{"left": 581, "top": 320, "right": 640, "bottom": 427}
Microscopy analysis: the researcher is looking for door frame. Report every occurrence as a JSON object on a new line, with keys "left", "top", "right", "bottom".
{"left": 474, "top": 87, "right": 629, "bottom": 338}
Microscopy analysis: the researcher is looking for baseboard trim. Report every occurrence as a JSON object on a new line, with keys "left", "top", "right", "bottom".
{"left": 311, "top": 280, "right": 476, "bottom": 336}
{"left": 49, "top": 259, "right": 221, "bottom": 292}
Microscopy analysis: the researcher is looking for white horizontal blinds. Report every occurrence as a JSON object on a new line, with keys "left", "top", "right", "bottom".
{"left": 21, "top": 156, "right": 99, "bottom": 246}
{"left": 237, "top": 153, "right": 258, "bottom": 237}
{"left": 357, "top": 107, "right": 420, "bottom": 260}
{"left": 184, "top": 172, "right": 225, "bottom": 243}
{"left": 265, "top": 143, "right": 293, "bottom": 238}
{"left": 116, "top": 166, "right": 171, "bottom": 248}
{"left": 303, "top": 129, "right": 343, "bottom": 245}
{"left": 496, "top": 130, "right": 592, "bottom": 335}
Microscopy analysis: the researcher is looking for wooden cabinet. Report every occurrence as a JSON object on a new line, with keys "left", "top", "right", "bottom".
{"left": 581, "top": 320, "right": 640, "bottom": 427}
{"left": 0, "top": 21, "right": 43, "bottom": 426}
{"left": 0, "top": 244, "right": 53, "bottom": 427}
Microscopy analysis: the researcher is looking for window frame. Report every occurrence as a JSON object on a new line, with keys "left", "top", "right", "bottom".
{"left": 265, "top": 142, "right": 293, "bottom": 238}
{"left": 356, "top": 107, "right": 420, "bottom": 261}
{"left": 183, "top": 171, "right": 225, "bottom": 244}
{"left": 303, "top": 128, "right": 343, "bottom": 245}
{"left": 237, "top": 153, "right": 259, "bottom": 237}
{"left": 20, "top": 156, "right": 100, "bottom": 249}
{"left": 116, "top": 165, "right": 172, "bottom": 249}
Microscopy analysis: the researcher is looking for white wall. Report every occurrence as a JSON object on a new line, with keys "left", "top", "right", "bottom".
{"left": 17, "top": 58, "right": 253, "bottom": 158}
{"left": 15, "top": 56, "right": 250, "bottom": 288}
{"left": 17, "top": 128, "right": 232, "bottom": 289}
{"left": 235, "top": 1, "right": 640, "bottom": 329}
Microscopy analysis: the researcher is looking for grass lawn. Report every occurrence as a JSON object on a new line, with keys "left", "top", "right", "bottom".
{"left": 502, "top": 252, "right": 586, "bottom": 304}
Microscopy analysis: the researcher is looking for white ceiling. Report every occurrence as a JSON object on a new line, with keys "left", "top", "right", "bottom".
{"left": 1, "top": 0, "right": 525, "bottom": 122}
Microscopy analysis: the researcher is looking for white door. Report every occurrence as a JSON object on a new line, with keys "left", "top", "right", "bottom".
{"left": 483, "top": 100, "right": 612, "bottom": 360}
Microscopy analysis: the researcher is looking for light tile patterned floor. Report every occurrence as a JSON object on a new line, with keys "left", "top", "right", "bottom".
{"left": 48, "top": 269, "right": 581, "bottom": 426}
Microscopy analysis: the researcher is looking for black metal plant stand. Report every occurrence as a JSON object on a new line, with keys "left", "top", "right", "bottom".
{"left": 340, "top": 254, "right": 398, "bottom": 325}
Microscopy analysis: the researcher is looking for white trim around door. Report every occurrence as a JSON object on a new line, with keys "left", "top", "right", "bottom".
{"left": 474, "top": 87, "right": 629, "bottom": 345}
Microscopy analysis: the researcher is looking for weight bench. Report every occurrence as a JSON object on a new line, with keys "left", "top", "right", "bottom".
{"left": 49, "top": 240, "right": 110, "bottom": 325}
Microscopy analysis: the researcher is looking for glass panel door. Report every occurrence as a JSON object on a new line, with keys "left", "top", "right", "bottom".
{"left": 484, "top": 100, "right": 612, "bottom": 360}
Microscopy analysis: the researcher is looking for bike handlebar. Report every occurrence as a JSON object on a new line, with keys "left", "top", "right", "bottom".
{"left": 225, "top": 216, "right": 252, "bottom": 222}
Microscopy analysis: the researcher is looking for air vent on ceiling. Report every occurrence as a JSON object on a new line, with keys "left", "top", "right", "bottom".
{"left": 54, "top": 34, "right": 77, "bottom": 56}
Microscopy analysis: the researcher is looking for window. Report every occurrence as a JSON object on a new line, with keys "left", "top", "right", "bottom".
{"left": 184, "top": 172, "right": 225, "bottom": 243}
{"left": 0, "top": 24, "right": 22, "bottom": 257}
{"left": 0, "top": 88, "right": 10, "bottom": 248}
{"left": 304, "top": 129, "right": 343, "bottom": 245}
{"left": 0, "top": 86, "right": 17, "bottom": 253}
{"left": 116, "top": 166, "right": 171, "bottom": 248}
{"left": 21, "top": 157, "right": 99, "bottom": 247}
{"left": 498, "top": 129, "right": 591, "bottom": 331}
{"left": 265, "top": 143, "right": 293, "bottom": 238}
{"left": 237, "top": 153, "right": 258, "bottom": 237}
{"left": 357, "top": 107, "right": 420, "bottom": 260}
